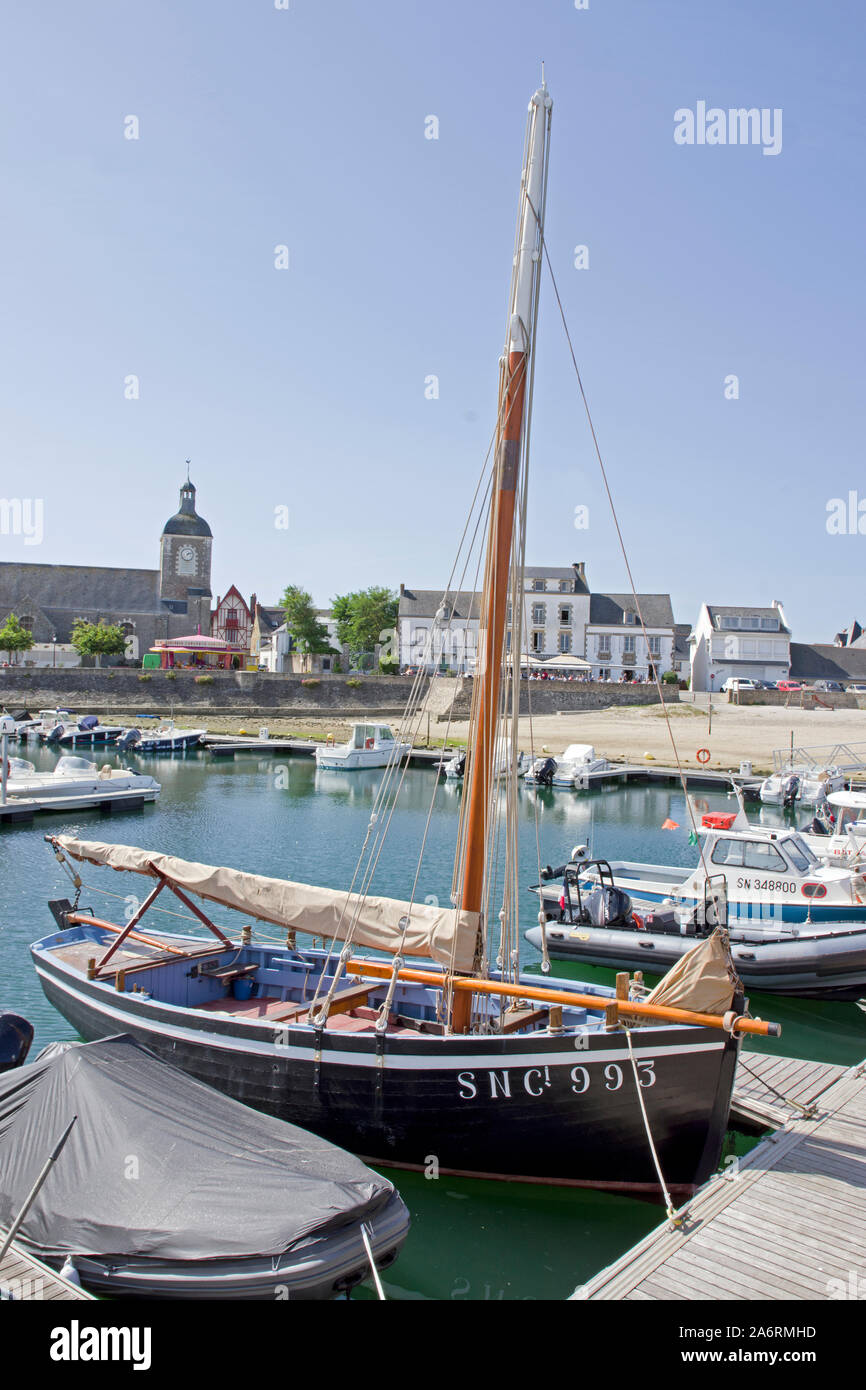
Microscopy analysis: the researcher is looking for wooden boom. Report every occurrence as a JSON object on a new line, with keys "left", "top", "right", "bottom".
{"left": 346, "top": 958, "right": 781, "bottom": 1038}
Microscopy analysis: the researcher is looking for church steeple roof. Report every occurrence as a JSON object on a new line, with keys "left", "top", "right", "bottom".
{"left": 162, "top": 467, "right": 212, "bottom": 538}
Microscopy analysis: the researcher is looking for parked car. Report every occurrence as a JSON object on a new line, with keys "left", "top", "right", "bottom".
{"left": 775, "top": 680, "right": 802, "bottom": 691}
{"left": 813, "top": 680, "right": 844, "bottom": 692}
{"left": 847, "top": 683, "right": 866, "bottom": 693}
{"left": 720, "top": 678, "right": 757, "bottom": 693}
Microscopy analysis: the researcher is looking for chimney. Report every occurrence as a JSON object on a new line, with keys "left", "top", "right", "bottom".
{"left": 572, "top": 561, "right": 587, "bottom": 587}
{"left": 399, "top": 582, "right": 405, "bottom": 598}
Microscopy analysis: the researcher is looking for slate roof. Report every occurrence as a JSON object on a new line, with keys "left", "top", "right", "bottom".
{"left": 789, "top": 643, "right": 866, "bottom": 681}
{"left": 162, "top": 480, "right": 212, "bottom": 538}
{"left": 705, "top": 604, "right": 790, "bottom": 634}
{"left": 0, "top": 562, "right": 162, "bottom": 612}
{"left": 588, "top": 593, "right": 675, "bottom": 627}
{"left": 398, "top": 588, "right": 483, "bottom": 622}
{"left": 672, "top": 622, "right": 692, "bottom": 660}
{"left": 524, "top": 565, "right": 590, "bottom": 595}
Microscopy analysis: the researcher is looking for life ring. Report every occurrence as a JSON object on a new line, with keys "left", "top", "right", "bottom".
{"left": 696, "top": 748, "right": 711, "bottom": 764}
{"left": 365, "top": 737, "right": 374, "bottom": 750}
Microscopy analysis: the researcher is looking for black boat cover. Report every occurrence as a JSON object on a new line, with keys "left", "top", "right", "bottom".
{"left": 0, "top": 1035, "right": 400, "bottom": 1262}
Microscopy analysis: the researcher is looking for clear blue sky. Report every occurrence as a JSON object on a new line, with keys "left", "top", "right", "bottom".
{"left": 1, "top": 1, "right": 863, "bottom": 640}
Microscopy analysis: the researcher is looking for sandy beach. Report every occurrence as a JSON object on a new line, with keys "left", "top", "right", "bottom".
{"left": 446, "top": 696, "right": 866, "bottom": 775}
{"left": 198, "top": 695, "right": 866, "bottom": 775}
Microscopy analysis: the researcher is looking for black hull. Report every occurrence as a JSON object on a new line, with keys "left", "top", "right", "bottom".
{"left": 35, "top": 953, "right": 739, "bottom": 1194}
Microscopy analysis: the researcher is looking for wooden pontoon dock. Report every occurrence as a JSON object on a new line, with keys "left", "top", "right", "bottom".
{"left": 574, "top": 1052, "right": 866, "bottom": 1301}
{"left": 1, "top": 1238, "right": 95, "bottom": 1301}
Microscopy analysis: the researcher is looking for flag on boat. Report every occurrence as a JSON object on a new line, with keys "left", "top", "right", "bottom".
{"left": 661, "top": 818, "right": 679, "bottom": 830}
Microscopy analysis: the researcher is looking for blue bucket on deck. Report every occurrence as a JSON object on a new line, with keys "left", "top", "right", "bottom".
{"left": 232, "top": 977, "right": 254, "bottom": 1001}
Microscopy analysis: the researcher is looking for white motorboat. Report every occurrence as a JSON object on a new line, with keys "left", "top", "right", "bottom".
{"left": 33, "top": 709, "right": 75, "bottom": 742}
{"left": 524, "top": 743, "right": 611, "bottom": 787}
{"left": 562, "top": 794, "right": 866, "bottom": 925}
{"left": 315, "top": 723, "right": 411, "bottom": 771}
{"left": 759, "top": 765, "right": 846, "bottom": 807}
{"left": 5, "top": 710, "right": 41, "bottom": 740}
{"left": 116, "top": 719, "right": 205, "bottom": 753}
{"left": 526, "top": 856, "right": 866, "bottom": 999}
{"left": 801, "top": 790, "right": 866, "bottom": 864}
{"left": 441, "top": 735, "right": 532, "bottom": 781}
{"left": 56, "top": 715, "right": 124, "bottom": 747}
{"left": 1, "top": 754, "right": 160, "bottom": 803}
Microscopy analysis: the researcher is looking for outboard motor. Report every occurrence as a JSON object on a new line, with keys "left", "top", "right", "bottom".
{"left": 45, "top": 722, "right": 65, "bottom": 742}
{"left": 581, "top": 884, "right": 632, "bottom": 927}
{"left": 116, "top": 728, "right": 142, "bottom": 752}
{"left": 0, "top": 1013, "right": 34, "bottom": 1073}
{"left": 782, "top": 774, "right": 801, "bottom": 810}
{"left": 529, "top": 756, "right": 556, "bottom": 786}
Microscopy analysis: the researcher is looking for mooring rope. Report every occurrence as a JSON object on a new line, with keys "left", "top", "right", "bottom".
{"left": 624, "top": 1026, "right": 683, "bottom": 1228}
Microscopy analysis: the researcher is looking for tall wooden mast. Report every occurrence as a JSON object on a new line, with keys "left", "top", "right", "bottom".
{"left": 452, "top": 81, "right": 553, "bottom": 1032}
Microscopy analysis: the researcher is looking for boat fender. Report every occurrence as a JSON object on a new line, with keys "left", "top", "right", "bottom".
{"left": 696, "top": 748, "right": 711, "bottom": 764}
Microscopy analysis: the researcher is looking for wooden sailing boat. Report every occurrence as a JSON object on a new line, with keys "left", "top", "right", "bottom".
{"left": 31, "top": 80, "right": 779, "bottom": 1194}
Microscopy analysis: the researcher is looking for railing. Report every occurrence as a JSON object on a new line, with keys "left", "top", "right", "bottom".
{"left": 772, "top": 742, "right": 866, "bottom": 774}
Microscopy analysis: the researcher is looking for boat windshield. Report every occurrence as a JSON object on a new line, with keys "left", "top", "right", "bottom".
{"left": 784, "top": 835, "right": 819, "bottom": 871}
{"left": 54, "top": 756, "right": 98, "bottom": 774}
{"left": 8, "top": 758, "right": 35, "bottom": 776}
{"left": 351, "top": 725, "right": 385, "bottom": 749}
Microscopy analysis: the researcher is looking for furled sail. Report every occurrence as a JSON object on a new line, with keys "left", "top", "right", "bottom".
{"left": 645, "top": 929, "right": 738, "bottom": 1016}
{"left": 54, "top": 836, "right": 479, "bottom": 973}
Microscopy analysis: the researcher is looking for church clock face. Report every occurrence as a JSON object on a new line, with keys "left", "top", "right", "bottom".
{"left": 176, "top": 543, "right": 198, "bottom": 577}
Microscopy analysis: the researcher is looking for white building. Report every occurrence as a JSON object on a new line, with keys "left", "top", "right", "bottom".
{"left": 584, "top": 594, "right": 675, "bottom": 681}
{"left": 258, "top": 613, "right": 349, "bottom": 674}
{"left": 689, "top": 602, "right": 791, "bottom": 692}
{"left": 398, "top": 565, "right": 676, "bottom": 681}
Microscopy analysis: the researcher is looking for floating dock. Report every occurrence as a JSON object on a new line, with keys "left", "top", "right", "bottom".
{"left": 200, "top": 737, "right": 765, "bottom": 789}
{"left": 574, "top": 1052, "right": 866, "bottom": 1301}
{"left": 0, "top": 1238, "right": 95, "bottom": 1301}
{"left": 0, "top": 787, "right": 156, "bottom": 826}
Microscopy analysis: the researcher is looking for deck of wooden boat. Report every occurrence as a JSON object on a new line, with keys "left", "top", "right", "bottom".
{"left": 1, "top": 1239, "right": 95, "bottom": 1301}
{"left": 574, "top": 1051, "right": 866, "bottom": 1300}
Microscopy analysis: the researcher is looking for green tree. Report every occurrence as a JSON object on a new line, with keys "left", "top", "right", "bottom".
{"left": 279, "top": 586, "right": 333, "bottom": 669}
{"left": 0, "top": 613, "right": 35, "bottom": 664}
{"left": 70, "top": 619, "right": 127, "bottom": 667}
{"left": 331, "top": 587, "right": 398, "bottom": 671}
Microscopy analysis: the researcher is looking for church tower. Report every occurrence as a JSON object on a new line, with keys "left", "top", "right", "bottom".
{"left": 159, "top": 471, "right": 213, "bottom": 630}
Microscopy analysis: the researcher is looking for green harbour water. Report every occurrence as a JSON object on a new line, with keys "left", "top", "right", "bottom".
{"left": 2, "top": 746, "right": 864, "bottom": 1300}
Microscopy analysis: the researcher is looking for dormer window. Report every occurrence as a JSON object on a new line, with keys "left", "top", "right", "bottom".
{"left": 533, "top": 579, "right": 545, "bottom": 592}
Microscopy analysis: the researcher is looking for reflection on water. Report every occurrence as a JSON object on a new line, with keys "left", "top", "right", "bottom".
{"left": 1, "top": 748, "right": 863, "bottom": 1298}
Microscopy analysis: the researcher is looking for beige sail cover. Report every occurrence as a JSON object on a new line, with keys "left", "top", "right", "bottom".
{"left": 54, "top": 836, "right": 480, "bottom": 973}
{"left": 645, "top": 929, "right": 737, "bottom": 1016}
